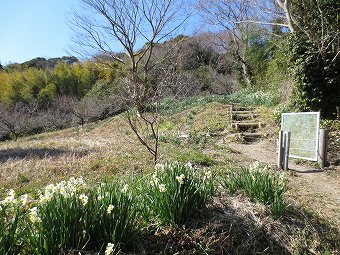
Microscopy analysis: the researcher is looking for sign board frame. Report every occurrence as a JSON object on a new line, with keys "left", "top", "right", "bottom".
{"left": 281, "top": 112, "right": 320, "bottom": 161}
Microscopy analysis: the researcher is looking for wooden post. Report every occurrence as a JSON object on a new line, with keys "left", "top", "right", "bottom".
{"left": 283, "top": 132, "right": 291, "bottom": 171}
{"left": 318, "top": 129, "right": 328, "bottom": 168}
{"left": 277, "top": 131, "right": 284, "bottom": 169}
{"left": 230, "top": 105, "right": 233, "bottom": 122}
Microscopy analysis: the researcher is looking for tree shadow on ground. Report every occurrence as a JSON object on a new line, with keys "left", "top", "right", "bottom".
{"left": 288, "top": 168, "right": 324, "bottom": 173}
{"left": 135, "top": 196, "right": 340, "bottom": 255}
{"left": 0, "top": 147, "right": 89, "bottom": 163}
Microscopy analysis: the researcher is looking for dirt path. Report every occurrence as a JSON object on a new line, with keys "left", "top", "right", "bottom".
{"left": 229, "top": 139, "right": 340, "bottom": 227}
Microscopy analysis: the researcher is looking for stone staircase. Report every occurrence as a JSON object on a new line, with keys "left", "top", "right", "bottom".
{"left": 229, "top": 105, "right": 265, "bottom": 143}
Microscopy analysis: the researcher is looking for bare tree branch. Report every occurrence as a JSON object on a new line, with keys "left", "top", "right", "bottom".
{"left": 70, "top": 0, "right": 191, "bottom": 164}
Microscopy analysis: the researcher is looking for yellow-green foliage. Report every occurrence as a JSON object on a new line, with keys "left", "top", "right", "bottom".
{"left": 0, "top": 61, "right": 120, "bottom": 106}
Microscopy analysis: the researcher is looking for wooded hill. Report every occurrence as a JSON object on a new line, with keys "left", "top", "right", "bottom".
{"left": 0, "top": 0, "right": 339, "bottom": 141}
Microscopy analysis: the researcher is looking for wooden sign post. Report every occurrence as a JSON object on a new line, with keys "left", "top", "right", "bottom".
{"left": 277, "top": 131, "right": 284, "bottom": 169}
{"left": 277, "top": 131, "right": 291, "bottom": 170}
{"left": 317, "top": 129, "right": 328, "bottom": 168}
{"left": 283, "top": 132, "right": 291, "bottom": 171}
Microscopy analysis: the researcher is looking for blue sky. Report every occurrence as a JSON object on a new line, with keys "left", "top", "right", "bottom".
{"left": 0, "top": 0, "right": 78, "bottom": 64}
{"left": 0, "top": 0, "right": 203, "bottom": 65}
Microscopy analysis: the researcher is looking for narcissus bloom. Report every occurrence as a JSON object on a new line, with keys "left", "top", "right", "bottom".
{"left": 121, "top": 184, "right": 129, "bottom": 193}
{"left": 105, "top": 242, "right": 114, "bottom": 255}
{"left": 159, "top": 184, "right": 166, "bottom": 192}
{"left": 29, "top": 207, "right": 40, "bottom": 223}
{"left": 107, "top": 204, "right": 114, "bottom": 214}
{"left": 176, "top": 174, "right": 185, "bottom": 184}
{"left": 79, "top": 194, "right": 88, "bottom": 206}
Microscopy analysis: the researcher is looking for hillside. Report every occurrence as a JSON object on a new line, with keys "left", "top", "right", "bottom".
{"left": 1, "top": 96, "right": 340, "bottom": 254}
{"left": 1, "top": 0, "right": 339, "bottom": 253}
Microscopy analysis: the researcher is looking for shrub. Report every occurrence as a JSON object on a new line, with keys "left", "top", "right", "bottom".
{"left": 222, "top": 162, "right": 287, "bottom": 216}
{"left": 139, "top": 162, "right": 214, "bottom": 226}
{"left": 177, "top": 151, "right": 216, "bottom": 167}
{"left": 289, "top": 7, "right": 340, "bottom": 119}
{"left": 189, "top": 131, "right": 208, "bottom": 146}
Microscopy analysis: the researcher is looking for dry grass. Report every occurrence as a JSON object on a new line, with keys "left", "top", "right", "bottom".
{"left": 159, "top": 102, "right": 232, "bottom": 136}
{"left": 0, "top": 115, "right": 153, "bottom": 193}
{"left": 1, "top": 101, "right": 340, "bottom": 254}
{"left": 0, "top": 103, "right": 229, "bottom": 194}
{"left": 116, "top": 193, "right": 340, "bottom": 254}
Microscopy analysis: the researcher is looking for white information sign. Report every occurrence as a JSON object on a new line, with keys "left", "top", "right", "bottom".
{"left": 281, "top": 112, "right": 320, "bottom": 161}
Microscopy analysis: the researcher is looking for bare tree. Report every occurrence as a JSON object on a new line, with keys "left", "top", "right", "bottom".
{"left": 0, "top": 102, "right": 38, "bottom": 141}
{"left": 71, "top": 0, "right": 190, "bottom": 108}
{"left": 43, "top": 98, "right": 73, "bottom": 130}
{"left": 56, "top": 95, "right": 106, "bottom": 127}
{"left": 201, "top": 0, "right": 339, "bottom": 61}
{"left": 281, "top": 0, "right": 339, "bottom": 61}
{"left": 241, "top": 0, "right": 339, "bottom": 60}
{"left": 70, "top": 0, "right": 191, "bottom": 164}
{"left": 199, "top": 0, "right": 256, "bottom": 86}
{"left": 121, "top": 65, "right": 188, "bottom": 164}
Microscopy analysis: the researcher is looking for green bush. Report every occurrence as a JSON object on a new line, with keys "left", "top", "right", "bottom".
{"left": 139, "top": 162, "right": 214, "bottom": 226}
{"left": 320, "top": 119, "right": 340, "bottom": 131}
{"left": 290, "top": 32, "right": 340, "bottom": 118}
{"left": 176, "top": 151, "right": 216, "bottom": 167}
{"left": 222, "top": 162, "right": 287, "bottom": 216}
{"left": 189, "top": 131, "right": 208, "bottom": 146}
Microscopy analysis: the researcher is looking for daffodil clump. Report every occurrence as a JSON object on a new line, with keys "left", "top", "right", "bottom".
{"left": 222, "top": 162, "right": 287, "bottom": 216}
{"left": 141, "top": 162, "right": 215, "bottom": 226}
{"left": 0, "top": 189, "right": 27, "bottom": 255}
{"left": 228, "top": 89, "right": 279, "bottom": 107}
{"left": 23, "top": 177, "right": 91, "bottom": 254}
{"left": 87, "top": 181, "right": 137, "bottom": 251}
{"left": 23, "top": 177, "right": 137, "bottom": 255}
{"left": 1, "top": 162, "right": 215, "bottom": 254}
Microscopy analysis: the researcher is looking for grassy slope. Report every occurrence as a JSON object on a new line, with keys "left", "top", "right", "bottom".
{"left": 1, "top": 97, "right": 340, "bottom": 254}
{"left": 0, "top": 101, "right": 233, "bottom": 194}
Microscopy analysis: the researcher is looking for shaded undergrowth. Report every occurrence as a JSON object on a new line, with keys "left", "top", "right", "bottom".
{"left": 133, "top": 195, "right": 340, "bottom": 255}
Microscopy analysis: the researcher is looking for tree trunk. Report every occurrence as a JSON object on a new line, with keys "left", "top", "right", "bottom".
{"left": 242, "top": 61, "right": 252, "bottom": 87}
{"left": 276, "top": 0, "right": 295, "bottom": 32}
{"left": 235, "top": 52, "right": 252, "bottom": 87}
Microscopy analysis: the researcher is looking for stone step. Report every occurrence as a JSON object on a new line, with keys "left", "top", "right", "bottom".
{"left": 231, "top": 105, "right": 255, "bottom": 111}
{"left": 231, "top": 114, "right": 259, "bottom": 123}
{"left": 232, "top": 122, "right": 263, "bottom": 127}
{"left": 232, "top": 113, "right": 258, "bottom": 121}
{"left": 232, "top": 132, "right": 266, "bottom": 138}
{"left": 231, "top": 110, "right": 256, "bottom": 114}
{"left": 233, "top": 113, "right": 258, "bottom": 117}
